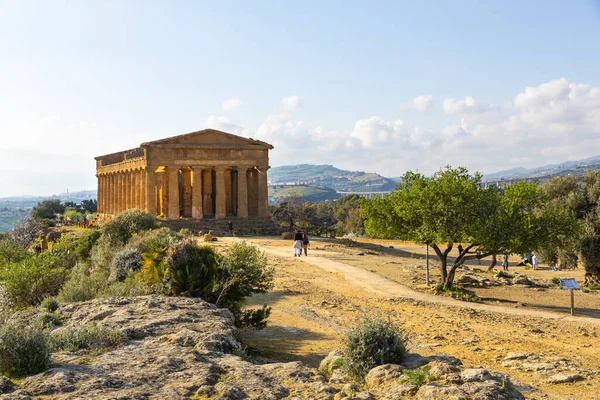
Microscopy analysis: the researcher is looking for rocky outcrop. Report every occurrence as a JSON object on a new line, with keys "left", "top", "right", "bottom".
{"left": 0, "top": 296, "right": 330, "bottom": 400}
{"left": 1, "top": 296, "right": 531, "bottom": 400}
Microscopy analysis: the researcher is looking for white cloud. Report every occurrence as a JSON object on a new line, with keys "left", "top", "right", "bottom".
{"left": 399, "top": 95, "right": 433, "bottom": 111}
{"left": 221, "top": 97, "right": 242, "bottom": 112}
{"left": 443, "top": 96, "right": 478, "bottom": 114}
{"left": 281, "top": 95, "right": 302, "bottom": 111}
{"left": 204, "top": 115, "right": 248, "bottom": 136}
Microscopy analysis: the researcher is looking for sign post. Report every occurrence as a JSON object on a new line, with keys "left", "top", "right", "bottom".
{"left": 559, "top": 278, "right": 580, "bottom": 316}
{"left": 426, "top": 244, "right": 430, "bottom": 286}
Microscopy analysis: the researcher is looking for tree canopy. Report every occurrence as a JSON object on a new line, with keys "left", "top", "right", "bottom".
{"left": 362, "top": 166, "right": 575, "bottom": 289}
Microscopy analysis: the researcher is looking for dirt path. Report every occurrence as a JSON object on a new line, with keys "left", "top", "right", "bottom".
{"left": 252, "top": 243, "right": 600, "bottom": 326}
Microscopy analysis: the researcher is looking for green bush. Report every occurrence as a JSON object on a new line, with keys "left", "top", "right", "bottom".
{"left": 233, "top": 304, "right": 272, "bottom": 330}
{"left": 0, "top": 237, "right": 28, "bottom": 264}
{"left": 343, "top": 316, "right": 406, "bottom": 383}
{"left": 127, "top": 227, "right": 179, "bottom": 254}
{"left": 50, "top": 324, "right": 125, "bottom": 351}
{"left": 57, "top": 262, "right": 107, "bottom": 302}
{"left": 0, "top": 321, "right": 51, "bottom": 377}
{"left": 41, "top": 297, "right": 59, "bottom": 312}
{"left": 101, "top": 210, "right": 158, "bottom": 246}
{"left": 0, "top": 253, "right": 69, "bottom": 308}
{"left": 109, "top": 248, "right": 142, "bottom": 282}
{"left": 587, "top": 283, "right": 600, "bottom": 291}
{"left": 103, "top": 270, "right": 147, "bottom": 298}
{"left": 399, "top": 365, "right": 433, "bottom": 394}
{"left": 168, "top": 243, "right": 219, "bottom": 297}
{"left": 38, "top": 312, "right": 62, "bottom": 327}
{"left": 74, "top": 230, "right": 101, "bottom": 260}
{"left": 550, "top": 277, "right": 561, "bottom": 285}
{"left": 216, "top": 241, "right": 274, "bottom": 308}
{"left": 90, "top": 235, "right": 120, "bottom": 271}
{"left": 434, "top": 283, "right": 479, "bottom": 302}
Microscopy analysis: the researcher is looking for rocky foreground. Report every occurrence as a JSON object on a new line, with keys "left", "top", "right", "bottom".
{"left": 0, "top": 296, "right": 528, "bottom": 399}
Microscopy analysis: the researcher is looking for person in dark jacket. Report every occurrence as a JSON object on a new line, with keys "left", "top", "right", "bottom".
{"left": 302, "top": 234, "right": 310, "bottom": 256}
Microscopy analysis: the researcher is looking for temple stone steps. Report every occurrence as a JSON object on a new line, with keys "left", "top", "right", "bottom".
{"left": 161, "top": 216, "right": 283, "bottom": 236}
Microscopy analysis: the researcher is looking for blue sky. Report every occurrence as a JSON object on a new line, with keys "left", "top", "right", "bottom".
{"left": 1, "top": 0, "right": 600, "bottom": 196}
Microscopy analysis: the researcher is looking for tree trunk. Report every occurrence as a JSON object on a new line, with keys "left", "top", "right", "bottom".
{"left": 431, "top": 244, "right": 447, "bottom": 284}
{"left": 487, "top": 254, "right": 497, "bottom": 272}
{"left": 444, "top": 266, "right": 458, "bottom": 290}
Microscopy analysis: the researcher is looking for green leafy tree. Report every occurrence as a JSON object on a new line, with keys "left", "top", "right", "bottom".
{"left": 272, "top": 194, "right": 304, "bottom": 231}
{"left": 30, "top": 200, "right": 65, "bottom": 223}
{"left": 540, "top": 172, "right": 600, "bottom": 284}
{"left": 81, "top": 199, "right": 98, "bottom": 213}
{"left": 362, "top": 167, "right": 573, "bottom": 289}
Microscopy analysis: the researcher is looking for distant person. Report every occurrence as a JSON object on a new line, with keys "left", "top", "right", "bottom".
{"left": 551, "top": 260, "right": 557, "bottom": 271}
{"left": 476, "top": 249, "right": 482, "bottom": 265}
{"left": 293, "top": 231, "right": 303, "bottom": 257}
{"left": 531, "top": 253, "right": 539, "bottom": 270}
{"left": 228, "top": 221, "right": 234, "bottom": 236}
{"left": 302, "top": 233, "right": 310, "bottom": 256}
{"left": 457, "top": 244, "right": 464, "bottom": 256}
{"left": 502, "top": 254, "right": 509, "bottom": 271}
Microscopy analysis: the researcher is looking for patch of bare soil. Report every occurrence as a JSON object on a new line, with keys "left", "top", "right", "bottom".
{"left": 242, "top": 238, "right": 599, "bottom": 400}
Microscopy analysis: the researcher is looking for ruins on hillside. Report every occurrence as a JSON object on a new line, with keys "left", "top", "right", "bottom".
{"left": 95, "top": 129, "right": 273, "bottom": 220}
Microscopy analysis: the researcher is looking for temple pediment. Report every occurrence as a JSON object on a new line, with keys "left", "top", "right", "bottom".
{"left": 141, "top": 129, "right": 273, "bottom": 149}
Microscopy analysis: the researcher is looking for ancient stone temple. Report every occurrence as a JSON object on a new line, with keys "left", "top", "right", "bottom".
{"left": 95, "top": 129, "right": 273, "bottom": 220}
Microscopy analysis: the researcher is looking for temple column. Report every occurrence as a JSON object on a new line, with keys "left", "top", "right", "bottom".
{"left": 257, "top": 166, "right": 269, "bottom": 217}
{"left": 145, "top": 167, "right": 157, "bottom": 216}
{"left": 135, "top": 169, "right": 142, "bottom": 209}
{"left": 237, "top": 168, "right": 248, "bottom": 218}
{"left": 140, "top": 169, "right": 147, "bottom": 211}
{"left": 167, "top": 167, "right": 180, "bottom": 220}
{"left": 215, "top": 167, "right": 226, "bottom": 219}
{"left": 101, "top": 175, "right": 107, "bottom": 214}
{"left": 125, "top": 171, "right": 131, "bottom": 210}
{"left": 120, "top": 171, "right": 126, "bottom": 213}
{"left": 108, "top": 174, "right": 113, "bottom": 214}
{"left": 96, "top": 175, "right": 102, "bottom": 214}
{"left": 191, "top": 167, "right": 203, "bottom": 219}
{"left": 111, "top": 173, "right": 117, "bottom": 214}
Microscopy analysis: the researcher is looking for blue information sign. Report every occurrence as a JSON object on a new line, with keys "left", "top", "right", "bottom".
{"left": 559, "top": 278, "right": 580, "bottom": 290}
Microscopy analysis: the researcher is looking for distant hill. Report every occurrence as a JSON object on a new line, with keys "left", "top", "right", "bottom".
{"left": 269, "top": 164, "right": 397, "bottom": 193}
{"left": 268, "top": 185, "right": 340, "bottom": 203}
{"left": 483, "top": 155, "right": 600, "bottom": 181}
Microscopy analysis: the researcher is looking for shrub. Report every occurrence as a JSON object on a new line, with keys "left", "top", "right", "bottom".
{"left": 41, "top": 297, "right": 59, "bottom": 312}
{"left": 50, "top": 324, "right": 125, "bottom": 352}
{"left": 0, "top": 321, "right": 51, "bottom": 377}
{"left": 399, "top": 365, "right": 433, "bottom": 394}
{"left": 168, "top": 243, "right": 219, "bottom": 297}
{"left": 57, "top": 262, "right": 107, "bottom": 302}
{"left": 216, "top": 241, "right": 274, "bottom": 309}
{"left": 587, "top": 283, "right": 600, "bottom": 291}
{"left": 90, "top": 235, "right": 121, "bottom": 271}
{"left": 127, "top": 227, "right": 179, "bottom": 254}
{"left": 0, "top": 253, "right": 68, "bottom": 308}
{"left": 74, "top": 230, "right": 101, "bottom": 260}
{"left": 342, "top": 316, "right": 405, "bottom": 382}
{"left": 233, "top": 304, "right": 272, "bottom": 330}
{"left": 109, "top": 248, "right": 142, "bottom": 282}
{"left": 103, "top": 270, "right": 147, "bottom": 298}
{"left": 38, "top": 312, "right": 62, "bottom": 327}
{"left": 434, "top": 283, "right": 479, "bottom": 302}
{"left": 101, "top": 210, "right": 158, "bottom": 246}
{"left": 0, "top": 237, "right": 29, "bottom": 264}
{"left": 550, "top": 277, "right": 561, "bottom": 285}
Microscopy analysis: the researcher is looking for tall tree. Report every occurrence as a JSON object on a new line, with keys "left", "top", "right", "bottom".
{"left": 540, "top": 172, "right": 600, "bottom": 285}
{"left": 362, "top": 167, "right": 573, "bottom": 289}
{"left": 271, "top": 195, "right": 304, "bottom": 231}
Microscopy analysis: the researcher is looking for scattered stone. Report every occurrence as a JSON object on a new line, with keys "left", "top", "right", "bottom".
{"left": 512, "top": 275, "right": 532, "bottom": 286}
{"left": 415, "top": 384, "right": 468, "bottom": 400}
{"left": 365, "top": 364, "right": 405, "bottom": 388}
{"left": 547, "top": 373, "right": 584, "bottom": 384}
{"left": 504, "top": 352, "right": 531, "bottom": 361}
{"left": 521, "top": 362, "right": 556, "bottom": 372}
{"left": 456, "top": 274, "right": 492, "bottom": 287}
{"left": 460, "top": 368, "right": 492, "bottom": 382}
{"left": 386, "top": 383, "right": 417, "bottom": 399}
{"left": 319, "top": 350, "right": 345, "bottom": 379}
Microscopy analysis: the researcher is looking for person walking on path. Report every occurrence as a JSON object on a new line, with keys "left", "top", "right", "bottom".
{"left": 532, "top": 253, "right": 539, "bottom": 270}
{"left": 502, "top": 254, "right": 509, "bottom": 271}
{"left": 293, "top": 231, "right": 303, "bottom": 257}
{"left": 302, "top": 233, "right": 310, "bottom": 257}
{"left": 476, "top": 249, "right": 482, "bottom": 265}
{"left": 228, "top": 221, "right": 234, "bottom": 236}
